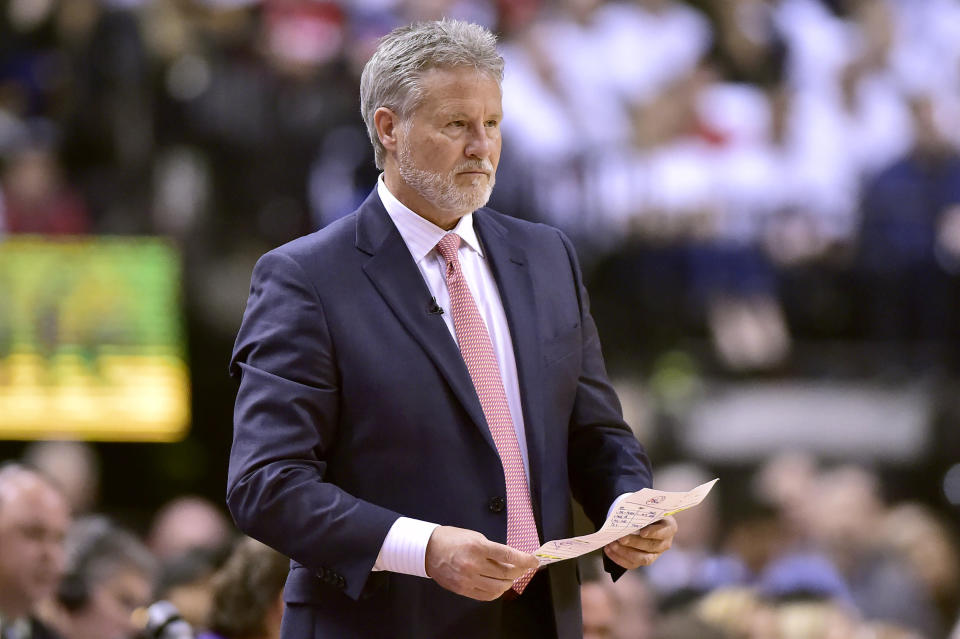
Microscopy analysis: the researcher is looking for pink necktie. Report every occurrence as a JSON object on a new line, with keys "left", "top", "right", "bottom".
{"left": 435, "top": 233, "right": 540, "bottom": 593}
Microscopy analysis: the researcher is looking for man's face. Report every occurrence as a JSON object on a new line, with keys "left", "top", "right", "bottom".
{"left": 391, "top": 66, "right": 502, "bottom": 228}
{"left": 70, "top": 568, "right": 153, "bottom": 639}
{"left": 0, "top": 476, "right": 70, "bottom": 617}
{"left": 581, "top": 582, "right": 616, "bottom": 639}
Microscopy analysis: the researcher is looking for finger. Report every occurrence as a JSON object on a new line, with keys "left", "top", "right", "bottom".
{"left": 638, "top": 516, "right": 678, "bottom": 540}
{"left": 604, "top": 541, "right": 660, "bottom": 569}
{"left": 486, "top": 541, "right": 539, "bottom": 571}
{"left": 479, "top": 557, "right": 529, "bottom": 580}
{"left": 616, "top": 533, "right": 672, "bottom": 554}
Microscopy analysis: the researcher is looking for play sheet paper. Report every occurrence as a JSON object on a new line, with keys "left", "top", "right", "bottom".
{"left": 534, "top": 479, "right": 718, "bottom": 566}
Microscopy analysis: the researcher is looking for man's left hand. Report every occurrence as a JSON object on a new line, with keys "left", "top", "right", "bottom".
{"left": 603, "top": 515, "right": 677, "bottom": 570}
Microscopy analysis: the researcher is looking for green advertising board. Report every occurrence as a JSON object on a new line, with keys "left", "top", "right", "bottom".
{"left": 0, "top": 236, "right": 190, "bottom": 441}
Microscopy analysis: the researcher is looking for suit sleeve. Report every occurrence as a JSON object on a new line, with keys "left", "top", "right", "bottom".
{"left": 556, "top": 230, "right": 654, "bottom": 579}
{"left": 227, "top": 250, "right": 400, "bottom": 600}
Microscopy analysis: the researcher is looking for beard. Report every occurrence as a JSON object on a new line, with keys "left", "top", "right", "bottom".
{"left": 397, "top": 141, "right": 496, "bottom": 218}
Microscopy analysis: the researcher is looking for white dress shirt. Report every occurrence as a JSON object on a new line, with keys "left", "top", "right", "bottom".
{"left": 372, "top": 176, "right": 529, "bottom": 577}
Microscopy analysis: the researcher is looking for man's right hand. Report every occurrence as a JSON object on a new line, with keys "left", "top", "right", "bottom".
{"left": 425, "top": 526, "right": 540, "bottom": 601}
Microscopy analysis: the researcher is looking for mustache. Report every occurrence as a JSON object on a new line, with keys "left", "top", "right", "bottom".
{"left": 455, "top": 160, "right": 494, "bottom": 173}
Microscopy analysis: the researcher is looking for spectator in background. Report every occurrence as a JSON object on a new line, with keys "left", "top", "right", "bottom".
{"left": 857, "top": 94, "right": 960, "bottom": 347}
{"left": 807, "top": 465, "right": 941, "bottom": 637}
{"left": 581, "top": 577, "right": 617, "bottom": 639}
{"left": 147, "top": 496, "right": 233, "bottom": 562}
{"left": 651, "top": 611, "right": 727, "bottom": 639}
{"left": 0, "top": 139, "right": 89, "bottom": 235}
{"left": 880, "top": 502, "right": 960, "bottom": 634}
{"left": 21, "top": 441, "right": 100, "bottom": 516}
{"left": 0, "top": 463, "right": 70, "bottom": 639}
{"left": 42, "top": 517, "right": 156, "bottom": 639}
{"left": 608, "top": 570, "right": 657, "bottom": 639}
{"left": 154, "top": 545, "right": 232, "bottom": 631}
{"left": 147, "top": 496, "right": 234, "bottom": 630}
{"left": 697, "top": 586, "right": 774, "bottom": 639}
{"left": 198, "top": 537, "right": 288, "bottom": 639}
{"left": 647, "top": 463, "right": 745, "bottom": 601}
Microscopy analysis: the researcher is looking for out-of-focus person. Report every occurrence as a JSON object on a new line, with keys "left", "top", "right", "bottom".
{"left": 651, "top": 610, "right": 727, "bottom": 639}
{"left": 879, "top": 502, "right": 960, "bottom": 634}
{"left": 697, "top": 586, "right": 772, "bottom": 639}
{"left": 648, "top": 464, "right": 745, "bottom": 600}
{"left": 154, "top": 545, "right": 232, "bottom": 631}
{"left": 21, "top": 441, "right": 101, "bottom": 516}
{"left": 0, "top": 141, "right": 89, "bottom": 235}
{"left": 147, "top": 496, "right": 233, "bottom": 562}
{"left": 197, "top": 537, "right": 288, "bottom": 639}
{"left": 773, "top": 600, "right": 860, "bottom": 639}
{"left": 42, "top": 516, "right": 156, "bottom": 639}
{"left": 0, "top": 463, "right": 71, "bottom": 639}
{"left": 581, "top": 577, "right": 617, "bottom": 639}
{"left": 857, "top": 94, "right": 960, "bottom": 345}
{"left": 805, "top": 465, "right": 941, "bottom": 637}
{"left": 608, "top": 570, "right": 657, "bottom": 639}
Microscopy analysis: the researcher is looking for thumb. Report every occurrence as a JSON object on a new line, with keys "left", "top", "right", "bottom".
{"left": 489, "top": 542, "right": 539, "bottom": 570}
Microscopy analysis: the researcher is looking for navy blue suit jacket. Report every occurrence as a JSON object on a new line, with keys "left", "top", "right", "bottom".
{"left": 227, "top": 191, "right": 653, "bottom": 638}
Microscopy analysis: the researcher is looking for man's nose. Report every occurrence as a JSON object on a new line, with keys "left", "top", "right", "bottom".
{"left": 465, "top": 124, "right": 492, "bottom": 159}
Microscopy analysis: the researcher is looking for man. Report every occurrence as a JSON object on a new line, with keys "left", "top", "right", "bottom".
{"left": 0, "top": 464, "right": 70, "bottom": 639}
{"left": 44, "top": 517, "right": 156, "bottom": 639}
{"left": 228, "top": 19, "right": 676, "bottom": 639}
{"left": 199, "top": 537, "right": 289, "bottom": 639}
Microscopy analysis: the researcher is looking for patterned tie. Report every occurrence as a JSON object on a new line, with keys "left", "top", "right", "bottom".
{"left": 435, "top": 233, "right": 540, "bottom": 593}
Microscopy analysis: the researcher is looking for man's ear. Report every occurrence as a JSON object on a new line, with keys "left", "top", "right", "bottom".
{"left": 374, "top": 107, "right": 402, "bottom": 154}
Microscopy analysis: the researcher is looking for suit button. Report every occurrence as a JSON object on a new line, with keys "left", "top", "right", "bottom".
{"left": 488, "top": 496, "right": 506, "bottom": 513}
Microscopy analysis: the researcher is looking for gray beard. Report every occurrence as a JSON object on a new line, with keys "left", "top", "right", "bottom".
{"left": 397, "top": 144, "right": 495, "bottom": 218}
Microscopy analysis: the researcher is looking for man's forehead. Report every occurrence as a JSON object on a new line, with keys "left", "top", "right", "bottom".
{"left": 0, "top": 471, "right": 67, "bottom": 517}
{"left": 416, "top": 71, "right": 501, "bottom": 113}
{"left": 418, "top": 67, "right": 500, "bottom": 94}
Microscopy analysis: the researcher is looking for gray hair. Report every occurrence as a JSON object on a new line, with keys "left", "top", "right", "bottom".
{"left": 58, "top": 516, "right": 157, "bottom": 611}
{"left": 360, "top": 19, "right": 504, "bottom": 169}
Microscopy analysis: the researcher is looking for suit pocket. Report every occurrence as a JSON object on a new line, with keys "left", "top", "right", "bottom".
{"left": 542, "top": 325, "right": 579, "bottom": 366}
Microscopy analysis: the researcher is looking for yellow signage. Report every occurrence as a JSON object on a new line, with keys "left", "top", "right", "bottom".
{"left": 0, "top": 237, "right": 190, "bottom": 441}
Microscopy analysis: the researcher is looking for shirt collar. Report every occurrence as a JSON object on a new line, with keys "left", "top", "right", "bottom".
{"left": 377, "top": 174, "right": 483, "bottom": 263}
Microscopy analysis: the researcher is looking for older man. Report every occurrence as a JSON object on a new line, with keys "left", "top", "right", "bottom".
{"left": 0, "top": 464, "right": 70, "bottom": 639}
{"left": 228, "top": 19, "right": 676, "bottom": 639}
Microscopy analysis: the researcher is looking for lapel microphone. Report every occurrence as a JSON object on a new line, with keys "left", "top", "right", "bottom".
{"left": 428, "top": 297, "right": 445, "bottom": 315}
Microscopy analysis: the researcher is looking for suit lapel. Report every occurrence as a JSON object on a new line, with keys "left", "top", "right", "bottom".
{"left": 474, "top": 211, "right": 547, "bottom": 526}
{"left": 356, "top": 192, "right": 496, "bottom": 453}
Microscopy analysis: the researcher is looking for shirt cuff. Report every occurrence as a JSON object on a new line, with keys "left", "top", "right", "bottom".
{"left": 606, "top": 492, "right": 634, "bottom": 521}
{"left": 372, "top": 517, "right": 439, "bottom": 578}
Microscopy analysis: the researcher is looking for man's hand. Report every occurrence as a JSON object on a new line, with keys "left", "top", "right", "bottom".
{"left": 425, "top": 526, "right": 540, "bottom": 601}
{"left": 603, "top": 515, "right": 677, "bottom": 570}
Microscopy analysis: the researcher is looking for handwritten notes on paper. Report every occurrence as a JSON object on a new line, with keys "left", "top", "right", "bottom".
{"left": 534, "top": 479, "right": 718, "bottom": 566}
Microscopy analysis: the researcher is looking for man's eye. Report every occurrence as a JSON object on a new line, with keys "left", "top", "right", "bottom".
{"left": 449, "top": 121, "right": 466, "bottom": 128}
{"left": 484, "top": 120, "right": 499, "bottom": 128}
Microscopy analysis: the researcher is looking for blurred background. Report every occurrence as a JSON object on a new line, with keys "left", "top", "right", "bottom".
{"left": 1, "top": 0, "right": 959, "bottom": 637}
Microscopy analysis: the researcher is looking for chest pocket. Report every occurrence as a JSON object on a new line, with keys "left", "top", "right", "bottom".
{"left": 542, "top": 324, "right": 580, "bottom": 365}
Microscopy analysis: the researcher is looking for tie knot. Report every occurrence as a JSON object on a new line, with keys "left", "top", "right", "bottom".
{"left": 436, "top": 233, "right": 461, "bottom": 265}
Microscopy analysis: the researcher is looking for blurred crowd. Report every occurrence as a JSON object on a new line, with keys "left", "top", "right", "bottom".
{"left": 0, "top": 444, "right": 287, "bottom": 639}
{"left": 3, "top": 0, "right": 960, "bottom": 637}
{"left": 2, "top": 0, "right": 960, "bottom": 370}
{"left": 2, "top": 442, "right": 960, "bottom": 638}
{"left": 582, "top": 456, "right": 960, "bottom": 639}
